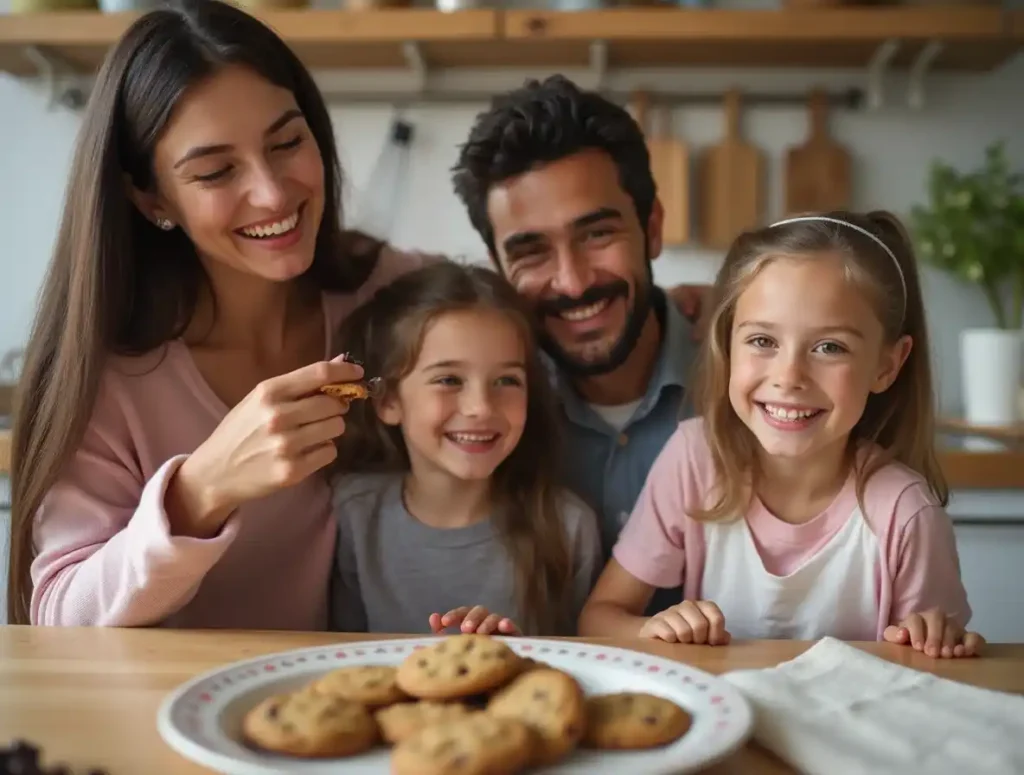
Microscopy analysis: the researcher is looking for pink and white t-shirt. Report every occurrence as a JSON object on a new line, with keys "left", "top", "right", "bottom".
{"left": 613, "top": 418, "right": 971, "bottom": 641}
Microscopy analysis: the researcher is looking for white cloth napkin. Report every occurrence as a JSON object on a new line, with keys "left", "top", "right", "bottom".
{"left": 723, "top": 637, "right": 1024, "bottom": 775}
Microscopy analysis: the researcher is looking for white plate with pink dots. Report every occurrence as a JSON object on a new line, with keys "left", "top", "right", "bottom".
{"left": 157, "top": 635, "right": 753, "bottom": 774}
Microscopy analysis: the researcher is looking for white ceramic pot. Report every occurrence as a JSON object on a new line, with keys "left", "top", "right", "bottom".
{"left": 960, "top": 327, "right": 1023, "bottom": 427}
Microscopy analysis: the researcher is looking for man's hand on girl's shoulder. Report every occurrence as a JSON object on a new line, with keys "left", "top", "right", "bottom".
{"left": 428, "top": 606, "right": 521, "bottom": 636}
{"left": 666, "top": 284, "right": 712, "bottom": 341}
{"left": 883, "top": 608, "right": 985, "bottom": 658}
{"left": 638, "top": 600, "right": 730, "bottom": 645}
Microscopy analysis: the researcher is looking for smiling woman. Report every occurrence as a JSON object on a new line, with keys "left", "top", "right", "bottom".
{"left": 6, "top": 0, "right": 433, "bottom": 627}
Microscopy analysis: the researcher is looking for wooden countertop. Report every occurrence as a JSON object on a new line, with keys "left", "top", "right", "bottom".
{"left": 1, "top": 626, "right": 1022, "bottom": 774}
{"left": 0, "top": 429, "right": 1023, "bottom": 487}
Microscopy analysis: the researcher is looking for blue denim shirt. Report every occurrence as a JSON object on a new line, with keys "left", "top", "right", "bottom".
{"left": 550, "top": 290, "right": 696, "bottom": 614}
{"left": 549, "top": 290, "right": 697, "bottom": 617}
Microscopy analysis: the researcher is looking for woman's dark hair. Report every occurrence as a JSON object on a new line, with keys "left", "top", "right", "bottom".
{"left": 7, "top": 0, "right": 380, "bottom": 624}
{"left": 333, "top": 262, "right": 575, "bottom": 636}
{"left": 451, "top": 74, "right": 655, "bottom": 256}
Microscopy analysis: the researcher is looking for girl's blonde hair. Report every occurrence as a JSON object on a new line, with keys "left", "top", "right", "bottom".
{"left": 693, "top": 209, "right": 946, "bottom": 521}
{"left": 333, "top": 261, "right": 574, "bottom": 636}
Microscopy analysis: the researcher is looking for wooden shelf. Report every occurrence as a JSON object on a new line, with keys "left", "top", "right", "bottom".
{"left": 0, "top": 8, "right": 500, "bottom": 74}
{"left": 502, "top": 8, "right": 1019, "bottom": 71}
{"left": 0, "top": 7, "right": 1020, "bottom": 76}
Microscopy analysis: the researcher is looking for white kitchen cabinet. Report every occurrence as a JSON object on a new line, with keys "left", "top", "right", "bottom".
{"left": 948, "top": 491, "right": 1024, "bottom": 643}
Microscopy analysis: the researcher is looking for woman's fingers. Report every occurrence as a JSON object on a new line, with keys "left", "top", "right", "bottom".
{"left": 261, "top": 359, "right": 365, "bottom": 402}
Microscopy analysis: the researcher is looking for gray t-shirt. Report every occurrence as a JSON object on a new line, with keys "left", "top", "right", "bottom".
{"left": 329, "top": 472, "right": 603, "bottom": 636}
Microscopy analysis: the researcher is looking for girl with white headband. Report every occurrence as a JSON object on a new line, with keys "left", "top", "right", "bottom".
{"left": 580, "top": 210, "right": 984, "bottom": 658}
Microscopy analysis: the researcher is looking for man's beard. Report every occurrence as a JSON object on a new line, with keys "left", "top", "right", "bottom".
{"left": 538, "top": 262, "right": 654, "bottom": 379}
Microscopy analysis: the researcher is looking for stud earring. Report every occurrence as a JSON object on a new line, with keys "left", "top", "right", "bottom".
{"left": 156, "top": 217, "right": 174, "bottom": 231}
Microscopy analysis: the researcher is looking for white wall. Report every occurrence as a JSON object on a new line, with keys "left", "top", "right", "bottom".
{"left": 0, "top": 28, "right": 1022, "bottom": 415}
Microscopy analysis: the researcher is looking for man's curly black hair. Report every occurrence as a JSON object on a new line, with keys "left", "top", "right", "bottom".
{"left": 451, "top": 75, "right": 656, "bottom": 258}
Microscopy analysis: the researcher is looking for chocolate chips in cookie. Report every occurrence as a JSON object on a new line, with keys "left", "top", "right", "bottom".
{"left": 395, "top": 634, "right": 519, "bottom": 701}
{"left": 582, "top": 692, "right": 692, "bottom": 750}
{"left": 310, "top": 664, "right": 408, "bottom": 708}
{"left": 374, "top": 700, "right": 475, "bottom": 745}
{"left": 487, "top": 668, "right": 586, "bottom": 765}
{"left": 390, "top": 712, "right": 535, "bottom": 775}
{"left": 241, "top": 691, "right": 379, "bottom": 758}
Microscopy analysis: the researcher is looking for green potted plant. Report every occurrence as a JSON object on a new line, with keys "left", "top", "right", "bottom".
{"left": 910, "top": 140, "right": 1024, "bottom": 428}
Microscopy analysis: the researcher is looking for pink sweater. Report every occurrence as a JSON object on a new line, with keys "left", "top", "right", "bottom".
{"left": 30, "top": 247, "right": 428, "bottom": 629}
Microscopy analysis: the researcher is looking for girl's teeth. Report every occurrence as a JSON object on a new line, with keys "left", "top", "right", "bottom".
{"left": 241, "top": 211, "right": 299, "bottom": 238}
{"left": 448, "top": 433, "right": 497, "bottom": 443}
{"left": 764, "top": 404, "right": 820, "bottom": 421}
{"left": 560, "top": 299, "right": 610, "bottom": 322}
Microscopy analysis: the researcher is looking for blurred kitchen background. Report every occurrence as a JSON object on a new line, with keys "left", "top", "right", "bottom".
{"left": 0, "top": 0, "right": 1021, "bottom": 631}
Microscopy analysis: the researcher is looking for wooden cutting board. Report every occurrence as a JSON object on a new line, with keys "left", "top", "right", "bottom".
{"left": 698, "top": 89, "right": 764, "bottom": 249}
{"left": 784, "top": 88, "right": 852, "bottom": 215}
{"left": 630, "top": 91, "right": 690, "bottom": 245}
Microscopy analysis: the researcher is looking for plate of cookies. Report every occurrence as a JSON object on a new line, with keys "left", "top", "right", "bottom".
{"left": 157, "top": 633, "right": 753, "bottom": 774}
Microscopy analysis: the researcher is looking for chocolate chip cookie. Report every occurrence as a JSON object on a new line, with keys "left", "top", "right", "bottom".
{"left": 487, "top": 668, "right": 585, "bottom": 765}
{"left": 395, "top": 634, "right": 519, "bottom": 700}
{"left": 310, "top": 665, "right": 407, "bottom": 708}
{"left": 241, "top": 691, "right": 379, "bottom": 758}
{"left": 374, "top": 700, "right": 474, "bottom": 744}
{"left": 582, "top": 692, "right": 692, "bottom": 750}
{"left": 390, "top": 712, "right": 534, "bottom": 775}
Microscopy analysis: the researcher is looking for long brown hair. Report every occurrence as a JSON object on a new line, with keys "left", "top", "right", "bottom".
{"left": 693, "top": 209, "right": 946, "bottom": 522}
{"left": 333, "top": 262, "right": 574, "bottom": 636}
{"left": 7, "top": 0, "right": 384, "bottom": 624}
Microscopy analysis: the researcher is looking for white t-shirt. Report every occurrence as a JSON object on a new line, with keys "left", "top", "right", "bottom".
{"left": 588, "top": 399, "right": 643, "bottom": 431}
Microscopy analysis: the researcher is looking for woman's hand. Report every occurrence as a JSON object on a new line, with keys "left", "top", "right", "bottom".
{"left": 166, "top": 356, "right": 362, "bottom": 537}
{"left": 638, "top": 600, "right": 730, "bottom": 645}
{"left": 883, "top": 608, "right": 985, "bottom": 658}
{"left": 429, "top": 606, "right": 521, "bottom": 636}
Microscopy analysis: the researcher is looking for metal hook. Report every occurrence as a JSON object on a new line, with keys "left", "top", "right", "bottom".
{"left": 866, "top": 39, "right": 900, "bottom": 111}
{"left": 908, "top": 41, "right": 944, "bottom": 110}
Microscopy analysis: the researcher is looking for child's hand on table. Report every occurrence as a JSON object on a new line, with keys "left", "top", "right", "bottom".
{"left": 638, "top": 600, "right": 731, "bottom": 645}
{"left": 429, "top": 606, "right": 521, "bottom": 636}
{"left": 883, "top": 608, "right": 985, "bottom": 658}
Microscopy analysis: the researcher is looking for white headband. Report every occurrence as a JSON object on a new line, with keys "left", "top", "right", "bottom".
{"left": 769, "top": 215, "right": 908, "bottom": 323}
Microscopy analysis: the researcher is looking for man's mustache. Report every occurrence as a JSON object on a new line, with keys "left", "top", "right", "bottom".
{"left": 536, "top": 281, "right": 629, "bottom": 317}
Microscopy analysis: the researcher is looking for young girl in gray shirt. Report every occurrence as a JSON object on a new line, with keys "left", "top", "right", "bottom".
{"left": 328, "top": 262, "right": 602, "bottom": 637}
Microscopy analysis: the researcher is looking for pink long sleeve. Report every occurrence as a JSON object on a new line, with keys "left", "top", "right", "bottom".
{"left": 31, "top": 435, "right": 238, "bottom": 626}
{"left": 29, "top": 246, "right": 431, "bottom": 629}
